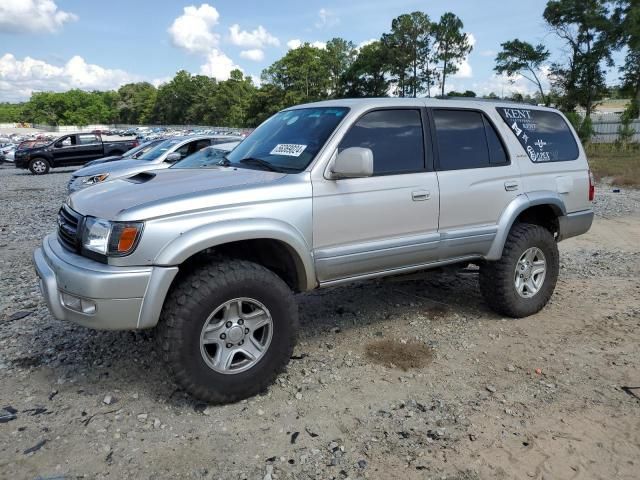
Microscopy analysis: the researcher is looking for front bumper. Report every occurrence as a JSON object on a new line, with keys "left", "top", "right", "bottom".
{"left": 33, "top": 234, "right": 178, "bottom": 330}
{"left": 558, "top": 209, "right": 594, "bottom": 241}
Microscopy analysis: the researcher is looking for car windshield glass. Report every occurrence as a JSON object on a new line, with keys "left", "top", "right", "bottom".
{"left": 137, "top": 138, "right": 182, "bottom": 161}
{"left": 224, "top": 107, "right": 349, "bottom": 172}
{"left": 172, "top": 146, "right": 234, "bottom": 169}
{"left": 124, "top": 140, "right": 159, "bottom": 158}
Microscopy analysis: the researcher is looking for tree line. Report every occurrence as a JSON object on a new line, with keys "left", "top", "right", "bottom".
{"left": 0, "top": 0, "right": 638, "bottom": 134}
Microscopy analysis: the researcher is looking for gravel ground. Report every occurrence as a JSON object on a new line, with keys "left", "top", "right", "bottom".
{"left": 1, "top": 164, "right": 639, "bottom": 480}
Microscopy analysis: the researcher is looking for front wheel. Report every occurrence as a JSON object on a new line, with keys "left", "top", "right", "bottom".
{"left": 157, "top": 259, "right": 298, "bottom": 404}
{"left": 480, "top": 223, "right": 559, "bottom": 318}
{"left": 29, "top": 158, "right": 50, "bottom": 175}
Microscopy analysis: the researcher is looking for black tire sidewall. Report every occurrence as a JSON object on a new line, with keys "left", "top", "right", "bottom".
{"left": 501, "top": 226, "right": 559, "bottom": 316}
{"left": 29, "top": 158, "right": 49, "bottom": 175}
{"left": 165, "top": 262, "right": 297, "bottom": 401}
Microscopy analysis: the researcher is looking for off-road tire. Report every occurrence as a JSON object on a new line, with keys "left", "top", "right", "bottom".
{"left": 29, "top": 158, "right": 50, "bottom": 175}
{"left": 480, "top": 223, "right": 559, "bottom": 318}
{"left": 157, "top": 259, "right": 298, "bottom": 404}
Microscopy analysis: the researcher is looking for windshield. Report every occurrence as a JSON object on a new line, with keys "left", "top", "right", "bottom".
{"left": 123, "top": 140, "right": 161, "bottom": 158}
{"left": 224, "top": 107, "right": 349, "bottom": 172}
{"left": 137, "top": 138, "right": 182, "bottom": 161}
{"left": 172, "top": 145, "right": 236, "bottom": 169}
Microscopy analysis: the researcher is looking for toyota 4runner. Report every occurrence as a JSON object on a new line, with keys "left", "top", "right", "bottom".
{"left": 34, "top": 98, "right": 594, "bottom": 403}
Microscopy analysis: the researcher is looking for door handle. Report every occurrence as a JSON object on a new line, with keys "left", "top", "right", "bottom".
{"left": 504, "top": 181, "right": 519, "bottom": 191}
{"left": 412, "top": 190, "right": 430, "bottom": 201}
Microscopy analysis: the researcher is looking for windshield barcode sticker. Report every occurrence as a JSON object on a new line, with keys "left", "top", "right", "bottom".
{"left": 270, "top": 144, "right": 307, "bottom": 157}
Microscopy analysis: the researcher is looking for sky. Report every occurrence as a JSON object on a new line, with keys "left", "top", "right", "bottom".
{"left": 0, "top": 0, "right": 623, "bottom": 102}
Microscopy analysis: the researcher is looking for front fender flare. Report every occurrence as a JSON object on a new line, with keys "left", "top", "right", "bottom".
{"left": 154, "top": 218, "right": 316, "bottom": 291}
{"left": 485, "top": 191, "right": 566, "bottom": 260}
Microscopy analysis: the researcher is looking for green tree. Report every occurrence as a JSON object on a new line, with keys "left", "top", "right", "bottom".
{"left": 433, "top": 12, "right": 473, "bottom": 97}
{"left": 613, "top": 0, "right": 640, "bottom": 114}
{"left": 344, "top": 40, "right": 391, "bottom": 97}
{"left": 205, "top": 70, "right": 256, "bottom": 127}
{"left": 382, "top": 12, "right": 434, "bottom": 97}
{"left": 494, "top": 39, "right": 551, "bottom": 105}
{"left": 261, "top": 44, "right": 331, "bottom": 103}
{"left": 325, "top": 38, "right": 357, "bottom": 97}
{"left": 543, "top": 0, "right": 615, "bottom": 117}
{"left": 117, "top": 82, "right": 158, "bottom": 124}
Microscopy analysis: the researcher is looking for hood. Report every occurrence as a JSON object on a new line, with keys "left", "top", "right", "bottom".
{"left": 83, "top": 155, "right": 124, "bottom": 167}
{"left": 68, "top": 166, "right": 287, "bottom": 220}
{"left": 73, "top": 158, "right": 159, "bottom": 178}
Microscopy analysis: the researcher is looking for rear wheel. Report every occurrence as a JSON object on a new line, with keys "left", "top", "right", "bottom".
{"left": 157, "top": 259, "right": 298, "bottom": 404}
{"left": 480, "top": 223, "right": 559, "bottom": 318}
{"left": 29, "top": 158, "right": 50, "bottom": 175}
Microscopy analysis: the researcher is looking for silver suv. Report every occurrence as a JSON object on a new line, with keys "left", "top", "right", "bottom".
{"left": 34, "top": 98, "right": 594, "bottom": 403}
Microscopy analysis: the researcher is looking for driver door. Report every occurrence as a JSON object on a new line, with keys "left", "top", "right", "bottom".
{"left": 312, "top": 108, "right": 440, "bottom": 283}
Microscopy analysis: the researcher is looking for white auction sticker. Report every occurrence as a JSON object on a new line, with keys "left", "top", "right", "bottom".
{"left": 270, "top": 144, "right": 307, "bottom": 157}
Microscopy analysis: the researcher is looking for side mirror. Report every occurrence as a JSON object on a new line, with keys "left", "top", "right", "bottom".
{"left": 165, "top": 152, "right": 181, "bottom": 163}
{"left": 329, "top": 147, "right": 373, "bottom": 179}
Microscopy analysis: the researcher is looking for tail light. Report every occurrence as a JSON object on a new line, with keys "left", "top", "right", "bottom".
{"left": 588, "top": 170, "right": 595, "bottom": 202}
{"left": 132, "top": 140, "right": 139, "bottom": 147}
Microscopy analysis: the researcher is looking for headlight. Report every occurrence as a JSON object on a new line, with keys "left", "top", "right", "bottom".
{"left": 82, "top": 173, "right": 109, "bottom": 185}
{"left": 82, "top": 217, "right": 143, "bottom": 257}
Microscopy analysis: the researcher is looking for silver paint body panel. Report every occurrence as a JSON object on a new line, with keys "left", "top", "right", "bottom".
{"left": 35, "top": 98, "right": 593, "bottom": 330}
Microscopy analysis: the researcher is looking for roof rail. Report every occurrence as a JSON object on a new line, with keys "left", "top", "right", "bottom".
{"left": 435, "top": 95, "right": 537, "bottom": 105}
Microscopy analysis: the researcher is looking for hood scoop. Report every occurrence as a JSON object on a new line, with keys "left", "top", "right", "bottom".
{"left": 125, "top": 171, "right": 156, "bottom": 184}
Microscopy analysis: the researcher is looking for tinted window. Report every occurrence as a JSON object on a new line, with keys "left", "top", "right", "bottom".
{"left": 484, "top": 117, "right": 508, "bottom": 164}
{"left": 138, "top": 138, "right": 182, "bottom": 161}
{"left": 434, "top": 110, "right": 489, "bottom": 170}
{"left": 496, "top": 107, "right": 579, "bottom": 162}
{"left": 339, "top": 109, "right": 425, "bottom": 175}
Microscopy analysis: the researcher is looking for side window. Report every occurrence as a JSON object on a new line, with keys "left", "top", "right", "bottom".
{"left": 433, "top": 110, "right": 509, "bottom": 170}
{"left": 339, "top": 109, "right": 425, "bottom": 175}
{"left": 59, "top": 136, "right": 73, "bottom": 147}
{"left": 433, "top": 110, "right": 489, "bottom": 170}
{"left": 175, "top": 142, "right": 192, "bottom": 158}
{"left": 192, "top": 139, "right": 212, "bottom": 152}
{"left": 484, "top": 116, "right": 508, "bottom": 164}
{"left": 78, "top": 134, "right": 99, "bottom": 145}
{"left": 496, "top": 107, "right": 579, "bottom": 162}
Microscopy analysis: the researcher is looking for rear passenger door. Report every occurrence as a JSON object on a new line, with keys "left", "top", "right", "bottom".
{"left": 312, "top": 108, "right": 440, "bottom": 282}
{"left": 430, "top": 108, "right": 521, "bottom": 258}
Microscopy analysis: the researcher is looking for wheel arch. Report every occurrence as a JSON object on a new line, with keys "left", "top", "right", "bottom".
{"left": 154, "top": 219, "right": 316, "bottom": 292}
{"left": 486, "top": 191, "right": 566, "bottom": 260}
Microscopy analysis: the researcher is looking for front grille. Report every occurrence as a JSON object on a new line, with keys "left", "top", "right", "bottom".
{"left": 57, "top": 205, "right": 83, "bottom": 252}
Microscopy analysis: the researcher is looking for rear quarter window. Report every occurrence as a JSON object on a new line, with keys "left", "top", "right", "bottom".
{"left": 496, "top": 107, "right": 579, "bottom": 162}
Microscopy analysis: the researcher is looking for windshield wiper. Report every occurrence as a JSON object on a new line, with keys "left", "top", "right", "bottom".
{"left": 238, "top": 157, "right": 286, "bottom": 173}
{"left": 217, "top": 155, "right": 232, "bottom": 166}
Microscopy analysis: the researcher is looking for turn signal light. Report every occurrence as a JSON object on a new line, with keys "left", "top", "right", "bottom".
{"left": 117, "top": 227, "right": 139, "bottom": 253}
{"left": 588, "top": 170, "right": 595, "bottom": 202}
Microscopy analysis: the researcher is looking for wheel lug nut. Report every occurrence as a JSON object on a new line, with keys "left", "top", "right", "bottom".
{"left": 226, "top": 343, "right": 232, "bottom": 348}
{"left": 220, "top": 333, "right": 226, "bottom": 339}
{"left": 238, "top": 319, "right": 244, "bottom": 325}
{"left": 245, "top": 328, "right": 250, "bottom": 334}
{"left": 239, "top": 340, "right": 244, "bottom": 345}
{"left": 225, "top": 321, "right": 232, "bottom": 328}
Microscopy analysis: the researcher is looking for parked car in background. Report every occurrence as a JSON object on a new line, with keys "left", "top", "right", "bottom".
{"left": 14, "top": 133, "right": 138, "bottom": 175}
{"left": 68, "top": 135, "right": 241, "bottom": 193}
{"left": 82, "top": 139, "right": 164, "bottom": 168}
{"left": 0, "top": 144, "right": 16, "bottom": 163}
{"left": 169, "top": 141, "right": 239, "bottom": 169}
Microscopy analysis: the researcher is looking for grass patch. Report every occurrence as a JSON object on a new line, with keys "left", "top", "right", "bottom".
{"left": 365, "top": 339, "right": 433, "bottom": 371}
{"left": 586, "top": 144, "right": 640, "bottom": 187}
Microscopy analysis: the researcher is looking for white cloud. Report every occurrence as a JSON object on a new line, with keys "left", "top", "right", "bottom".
{"left": 471, "top": 69, "right": 551, "bottom": 97}
{"left": 287, "top": 39, "right": 302, "bottom": 50}
{"left": 228, "top": 24, "right": 279, "bottom": 48}
{"left": 315, "top": 8, "right": 339, "bottom": 29}
{"left": 311, "top": 41, "right": 327, "bottom": 50}
{"left": 357, "top": 39, "right": 376, "bottom": 50}
{"left": 199, "top": 49, "right": 242, "bottom": 81}
{"left": 168, "top": 3, "right": 220, "bottom": 54}
{"left": 452, "top": 33, "right": 475, "bottom": 79}
{"left": 0, "top": 0, "right": 77, "bottom": 34}
{"left": 240, "top": 49, "right": 264, "bottom": 62}
{"left": 0, "top": 53, "right": 137, "bottom": 101}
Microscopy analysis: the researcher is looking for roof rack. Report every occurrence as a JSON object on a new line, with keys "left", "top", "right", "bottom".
{"left": 435, "top": 95, "right": 536, "bottom": 105}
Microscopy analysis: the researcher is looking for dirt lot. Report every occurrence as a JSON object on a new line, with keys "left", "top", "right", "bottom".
{"left": 0, "top": 164, "right": 639, "bottom": 480}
